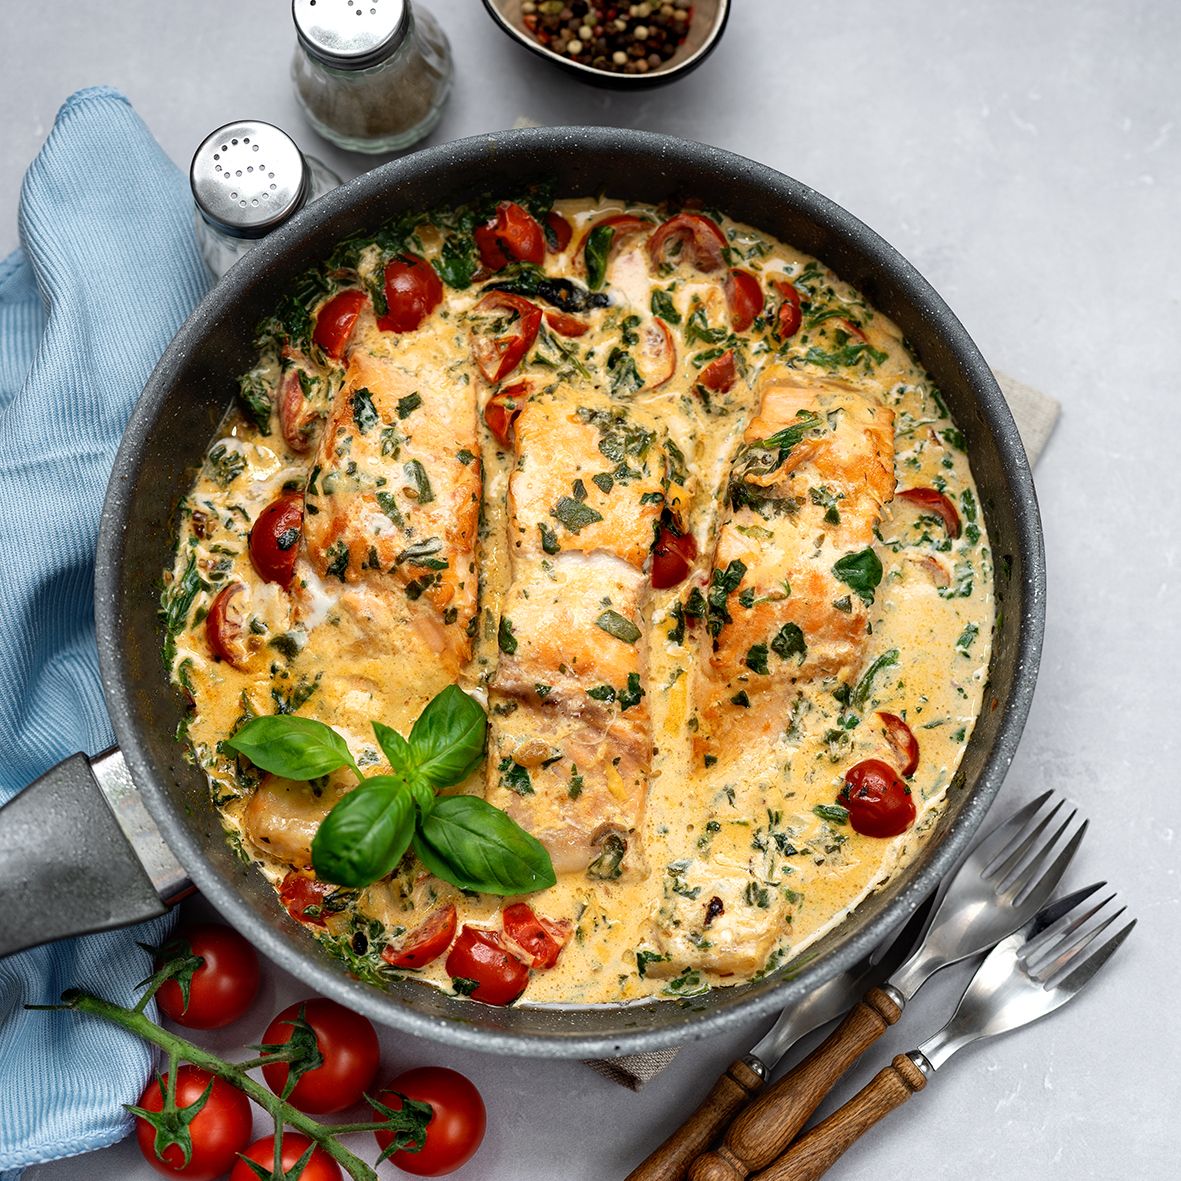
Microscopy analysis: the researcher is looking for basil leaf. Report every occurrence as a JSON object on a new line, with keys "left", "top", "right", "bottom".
{"left": 372, "top": 720, "right": 412, "bottom": 771}
{"left": 413, "top": 796, "right": 556, "bottom": 895}
{"left": 227, "top": 715, "right": 357, "bottom": 780}
{"left": 595, "top": 609, "right": 641, "bottom": 644}
{"left": 311, "top": 776, "right": 415, "bottom": 887}
{"left": 408, "top": 685, "right": 487, "bottom": 788}
{"left": 832, "top": 547, "right": 883, "bottom": 605}
{"left": 552, "top": 495, "right": 603, "bottom": 533}
{"left": 584, "top": 223, "right": 615, "bottom": 291}
{"left": 771, "top": 622, "right": 806, "bottom": 662}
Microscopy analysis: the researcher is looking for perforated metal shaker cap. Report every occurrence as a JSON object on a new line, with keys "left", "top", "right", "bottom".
{"left": 292, "top": 0, "right": 409, "bottom": 70}
{"left": 190, "top": 121, "right": 310, "bottom": 239}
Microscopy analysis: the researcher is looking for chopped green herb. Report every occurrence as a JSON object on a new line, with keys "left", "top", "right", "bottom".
{"left": 352, "top": 387, "right": 379, "bottom": 434}
{"left": 833, "top": 548, "right": 883, "bottom": 605}
{"left": 404, "top": 459, "right": 434, "bottom": 503}
{"left": 596, "top": 610, "right": 641, "bottom": 645}
{"left": 814, "top": 803, "right": 849, "bottom": 825}
{"left": 397, "top": 392, "right": 422, "bottom": 419}
{"left": 497, "top": 617, "right": 518, "bottom": 655}
{"left": 553, "top": 495, "right": 604, "bottom": 533}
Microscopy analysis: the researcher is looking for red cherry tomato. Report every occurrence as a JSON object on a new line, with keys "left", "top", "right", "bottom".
{"left": 229, "top": 1134, "right": 341, "bottom": 1181}
{"left": 544, "top": 309, "right": 589, "bottom": 336}
{"left": 698, "top": 349, "right": 737, "bottom": 394}
{"left": 651, "top": 525, "right": 698, "bottom": 589}
{"left": 897, "top": 487, "right": 963, "bottom": 539}
{"left": 373, "top": 1067, "right": 486, "bottom": 1177}
{"left": 134, "top": 1066, "right": 252, "bottom": 1181}
{"left": 483, "top": 380, "right": 530, "bottom": 449}
{"left": 838, "top": 758, "right": 917, "bottom": 838}
{"left": 648, "top": 212, "right": 728, "bottom": 273}
{"left": 502, "top": 903, "right": 572, "bottom": 970}
{"left": 773, "top": 279, "right": 803, "bottom": 339}
{"left": 544, "top": 209, "right": 573, "bottom": 252}
{"left": 205, "top": 583, "right": 251, "bottom": 669}
{"left": 839, "top": 316, "right": 869, "bottom": 341}
{"left": 155, "top": 922, "right": 261, "bottom": 1029}
{"left": 313, "top": 289, "right": 367, "bottom": 359}
{"left": 639, "top": 317, "right": 677, "bottom": 389}
{"left": 445, "top": 925, "right": 530, "bottom": 1006}
{"left": 260, "top": 998, "right": 380, "bottom": 1114}
{"left": 249, "top": 492, "right": 304, "bottom": 589}
{"left": 377, "top": 254, "right": 442, "bottom": 333}
{"left": 278, "top": 871, "right": 333, "bottom": 927}
{"left": 877, "top": 712, "right": 920, "bottom": 778}
{"left": 724, "top": 267, "right": 764, "bottom": 331}
{"left": 474, "top": 201, "right": 545, "bottom": 270}
{"left": 577, "top": 213, "right": 652, "bottom": 284}
{"left": 471, "top": 291, "right": 542, "bottom": 384}
{"left": 278, "top": 363, "right": 320, "bottom": 453}
{"left": 382, "top": 904, "right": 458, "bottom": 969}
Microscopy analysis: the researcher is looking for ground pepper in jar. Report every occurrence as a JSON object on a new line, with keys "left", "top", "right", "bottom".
{"left": 522, "top": 1, "right": 693, "bottom": 75}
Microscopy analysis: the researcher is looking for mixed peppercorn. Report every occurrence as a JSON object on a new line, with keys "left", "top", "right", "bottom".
{"left": 522, "top": 1, "right": 693, "bottom": 75}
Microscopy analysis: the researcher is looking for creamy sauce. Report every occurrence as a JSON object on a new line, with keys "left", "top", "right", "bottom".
{"left": 164, "top": 196, "right": 993, "bottom": 1005}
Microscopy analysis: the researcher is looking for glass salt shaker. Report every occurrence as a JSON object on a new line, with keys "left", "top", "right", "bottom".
{"left": 190, "top": 120, "right": 342, "bottom": 279}
{"left": 290, "top": 0, "right": 452, "bottom": 154}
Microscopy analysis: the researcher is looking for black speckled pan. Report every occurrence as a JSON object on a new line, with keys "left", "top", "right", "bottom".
{"left": 0, "top": 128, "right": 1045, "bottom": 1058}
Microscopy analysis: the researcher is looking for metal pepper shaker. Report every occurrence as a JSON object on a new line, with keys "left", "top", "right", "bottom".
{"left": 290, "top": 0, "right": 452, "bottom": 154}
{"left": 190, "top": 120, "right": 342, "bottom": 278}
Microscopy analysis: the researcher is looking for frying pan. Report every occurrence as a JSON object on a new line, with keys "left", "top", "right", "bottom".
{"left": 0, "top": 127, "right": 1044, "bottom": 1058}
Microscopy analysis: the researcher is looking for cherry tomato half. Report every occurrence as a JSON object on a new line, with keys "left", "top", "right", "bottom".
{"left": 544, "top": 309, "right": 589, "bottom": 337}
{"left": 724, "top": 267, "right": 765, "bottom": 331}
{"left": 471, "top": 292, "right": 542, "bottom": 384}
{"left": 278, "top": 871, "right": 332, "bottom": 927}
{"left": 698, "top": 349, "right": 737, "bottom": 395}
{"left": 155, "top": 922, "right": 260, "bottom": 1029}
{"left": 260, "top": 998, "right": 380, "bottom": 1114}
{"left": 838, "top": 758, "right": 917, "bottom": 838}
{"left": 638, "top": 317, "right": 677, "bottom": 389}
{"left": 278, "top": 363, "right": 320, "bottom": 453}
{"left": 648, "top": 212, "right": 728, "bottom": 273}
{"left": 483, "top": 380, "right": 530, "bottom": 449}
{"left": 249, "top": 492, "right": 304, "bottom": 589}
{"left": 313, "top": 289, "right": 367, "bottom": 359}
{"left": 651, "top": 525, "right": 698, "bottom": 590}
{"left": 897, "top": 487, "right": 963, "bottom": 539}
{"left": 773, "top": 279, "right": 803, "bottom": 339}
{"left": 877, "top": 712, "right": 920, "bottom": 778}
{"left": 474, "top": 201, "right": 545, "bottom": 270}
{"left": 544, "top": 209, "right": 573, "bottom": 253}
{"left": 382, "top": 904, "right": 458, "bottom": 970}
{"left": 205, "top": 583, "right": 250, "bottom": 669}
{"left": 229, "top": 1133, "right": 341, "bottom": 1181}
{"left": 445, "top": 925, "right": 530, "bottom": 1006}
{"left": 134, "top": 1066, "right": 252, "bottom": 1181}
{"left": 377, "top": 254, "right": 442, "bottom": 333}
{"left": 373, "top": 1067, "right": 487, "bottom": 1178}
{"left": 502, "top": 903, "right": 572, "bottom": 970}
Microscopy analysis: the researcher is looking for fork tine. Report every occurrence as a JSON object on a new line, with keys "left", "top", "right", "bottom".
{"left": 1007, "top": 816, "right": 1089, "bottom": 908}
{"left": 1053, "top": 918, "right": 1137, "bottom": 994}
{"left": 1019, "top": 888, "right": 1115, "bottom": 964}
{"left": 1034, "top": 904, "right": 1127, "bottom": 981}
{"left": 970, "top": 791, "right": 1055, "bottom": 872}
{"left": 985, "top": 800, "right": 1064, "bottom": 884}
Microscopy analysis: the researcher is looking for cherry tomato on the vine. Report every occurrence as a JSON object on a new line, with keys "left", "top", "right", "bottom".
{"left": 373, "top": 1067, "right": 486, "bottom": 1177}
{"left": 249, "top": 492, "right": 304, "bottom": 589}
{"left": 229, "top": 1133, "right": 342, "bottom": 1181}
{"left": 445, "top": 925, "right": 530, "bottom": 1006}
{"left": 838, "top": 758, "right": 916, "bottom": 838}
{"left": 260, "top": 997, "right": 380, "bottom": 1114}
{"left": 155, "top": 922, "right": 260, "bottom": 1029}
{"left": 377, "top": 254, "right": 442, "bottom": 333}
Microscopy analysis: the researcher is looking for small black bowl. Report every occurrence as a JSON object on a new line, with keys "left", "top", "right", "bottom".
{"left": 481, "top": 0, "right": 731, "bottom": 89}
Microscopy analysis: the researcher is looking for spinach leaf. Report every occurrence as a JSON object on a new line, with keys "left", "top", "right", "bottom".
{"left": 435, "top": 233, "right": 477, "bottom": 289}
{"left": 851, "top": 648, "right": 899, "bottom": 709}
{"left": 408, "top": 684, "right": 487, "bottom": 788}
{"left": 771, "top": 622, "right": 806, "bottom": 662}
{"left": 553, "top": 495, "right": 604, "bottom": 533}
{"left": 745, "top": 643, "right": 770, "bottom": 675}
{"left": 352, "top": 387, "right": 378, "bottom": 434}
{"left": 832, "top": 547, "right": 883, "bottom": 605}
{"left": 584, "top": 223, "right": 614, "bottom": 291}
{"left": 498, "top": 616, "right": 518, "bottom": 654}
{"left": 311, "top": 775, "right": 415, "bottom": 887}
{"left": 227, "top": 714, "right": 359, "bottom": 780}
{"left": 650, "top": 289, "right": 681, "bottom": 324}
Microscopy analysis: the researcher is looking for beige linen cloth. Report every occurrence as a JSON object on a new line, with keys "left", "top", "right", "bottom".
{"left": 586, "top": 372, "right": 1060, "bottom": 1089}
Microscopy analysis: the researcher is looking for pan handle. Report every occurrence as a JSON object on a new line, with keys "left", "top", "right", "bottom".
{"left": 0, "top": 748, "right": 191, "bottom": 958}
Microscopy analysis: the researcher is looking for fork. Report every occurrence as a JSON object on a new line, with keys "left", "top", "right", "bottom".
{"left": 749, "top": 883, "right": 1135, "bottom": 1180}
{"left": 688, "top": 791, "right": 1087, "bottom": 1181}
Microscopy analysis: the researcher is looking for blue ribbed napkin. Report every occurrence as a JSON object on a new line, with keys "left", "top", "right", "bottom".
{"left": 0, "top": 88, "right": 211, "bottom": 1179}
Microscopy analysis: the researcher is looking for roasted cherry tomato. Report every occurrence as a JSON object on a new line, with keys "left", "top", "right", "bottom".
{"left": 724, "top": 267, "right": 764, "bottom": 331}
{"left": 382, "top": 904, "right": 458, "bottom": 969}
{"left": 483, "top": 380, "right": 530, "bottom": 448}
{"left": 373, "top": 1067, "right": 486, "bottom": 1177}
{"left": 155, "top": 922, "right": 260, "bottom": 1029}
{"left": 773, "top": 279, "right": 803, "bottom": 339}
{"left": 249, "top": 492, "right": 304, "bottom": 589}
{"left": 445, "top": 925, "right": 530, "bottom": 1006}
{"left": 648, "top": 212, "right": 727, "bottom": 273}
{"left": 260, "top": 998, "right": 380, "bottom": 1114}
{"left": 204, "top": 583, "right": 251, "bottom": 669}
{"left": 638, "top": 317, "right": 677, "bottom": 389}
{"left": 313, "top": 289, "right": 367, "bottom": 359}
{"left": 651, "top": 525, "right": 698, "bottom": 589}
{"left": 278, "top": 871, "right": 333, "bottom": 927}
{"left": 544, "top": 309, "right": 589, "bottom": 336}
{"left": 502, "top": 903, "right": 572, "bottom": 970}
{"left": 698, "top": 349, "right": 737, "bottom": 394}
{"left": 134, "top": 1066, "right": 252, "bottom": 1181}
{"left": 230, "top": 1134, "right": 341, "bottom": 1181}
{"left": 377, "top": 254, "right": 442, "bottom": 333}
{"left": 839, "top": 316, "right": 868, "bottom": 341}
{"left": 544, "top": 209, "right": 573, "bottom": 252}
{"left": 878, "top": 712, "right": 920, "bottom": 778}
{"left": 471, "top": 291, "right": 542, "bottom": 384}
{"left": 474, "top": 201, "right": 545, "bottom": 270}
{"left": 838, "top": 758, "right": 917, "bottom": 838}
{"left": 579, "top": 212, "right": 652, "bottom": 285}
{"left": 278, "top": 362, "right": 320, "bottom": 453}
{"left": 897, "top": 487, "right": 963, "bottom": 539}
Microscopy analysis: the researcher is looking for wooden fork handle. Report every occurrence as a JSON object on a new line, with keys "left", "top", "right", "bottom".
{"left": 687, "top": 987, "right": 904, "bottom": 1181}
{"left": 625, "top": 1057, "right": 767, "bottom": 1181}
{"left": 750, "top": 1054, "right": 928, "bottom": 1181}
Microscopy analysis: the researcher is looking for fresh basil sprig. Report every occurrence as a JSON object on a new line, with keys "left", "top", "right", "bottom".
{"left": 226, "top": 685, "right": 556, "bottom": 895}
